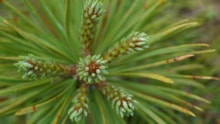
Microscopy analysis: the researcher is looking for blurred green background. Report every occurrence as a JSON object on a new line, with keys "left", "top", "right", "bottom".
{"left": 166, "top": 1, "right": 220, "bottom": 123}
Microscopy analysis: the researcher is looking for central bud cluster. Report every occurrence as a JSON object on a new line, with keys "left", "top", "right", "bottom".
{"left": 77, "top": 55, "right": 108, "bottom": 83}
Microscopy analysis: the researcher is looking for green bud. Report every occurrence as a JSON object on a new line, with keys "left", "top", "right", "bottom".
{"left": 77, "top": 55, "right": 108, "bottom": 84}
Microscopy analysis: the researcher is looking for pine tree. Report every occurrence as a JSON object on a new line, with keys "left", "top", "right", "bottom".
{"left": 0, "top": 0, "right": 218, "bottom": 124}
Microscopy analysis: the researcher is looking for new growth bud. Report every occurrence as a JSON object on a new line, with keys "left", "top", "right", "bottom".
{"left": 99, "top": 84, "right": 137, "bottom": 118}
{"left": 103, "top": 32, "right": 148, "bottom": 62}
{"left": 82, "top": 0, "right": 104, "bottom": 55}
{"left": 15, "top": 54, "right": 75, "bottom": 80}
{"left": 77, "top": 55, "right": 108, "bottom": 83}
{"left": 68, "top": 86, "right": 89, "bottom": 122}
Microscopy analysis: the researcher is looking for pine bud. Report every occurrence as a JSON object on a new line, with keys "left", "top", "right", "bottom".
{"left": 103, "top": 32, "right": 148, "bottom": 62}
{"left": 99, "top": 84, "right": 137, "bottom": 118}
{"left": 68, "top": 86, "right": 89, "bottom": 122}
{"left": 77, "top": 55, "right": 108, "bottom": 83}
{"left": 82, "top": 0, "right": 104, "bottom": 55}
{"left": 15, "top": 54, "right": 76, "bottom": 80}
